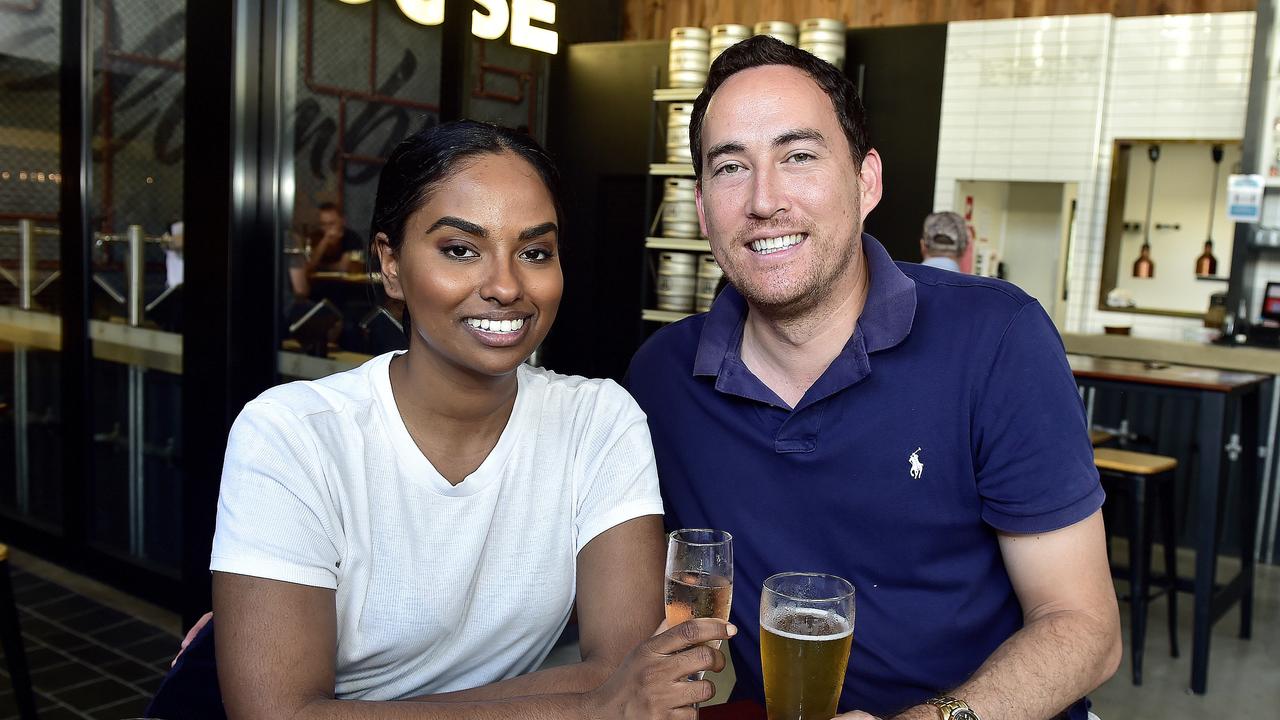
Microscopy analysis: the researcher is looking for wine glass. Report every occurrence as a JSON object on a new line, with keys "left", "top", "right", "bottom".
{"left": 665, "top": 527, "right": 733, "bottom": 710}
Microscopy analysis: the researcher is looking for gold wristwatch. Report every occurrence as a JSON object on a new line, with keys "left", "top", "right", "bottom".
{"left": 925, "top": 695, "right": 981, "bottom": 720}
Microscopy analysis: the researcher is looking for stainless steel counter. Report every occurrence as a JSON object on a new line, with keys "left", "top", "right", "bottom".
{"left": 1062, "top": 333, "right": 1279, "bottom": 375}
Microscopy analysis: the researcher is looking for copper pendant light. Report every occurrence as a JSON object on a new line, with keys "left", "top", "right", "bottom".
{"left": 1195, "top": 144, "right": 1224, "bottom": 277}
{"left": 1133, "top": 144, "right": 1159, "bottom": 279}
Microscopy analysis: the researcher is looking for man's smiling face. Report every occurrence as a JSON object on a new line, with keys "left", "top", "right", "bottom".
{"left": 695, "top": 64, "right": 880, "bottom": 316}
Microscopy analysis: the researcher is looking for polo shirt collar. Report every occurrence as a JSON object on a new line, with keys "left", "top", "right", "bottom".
{"left": 693, "top": 234, "right": 916, "bottom": 407}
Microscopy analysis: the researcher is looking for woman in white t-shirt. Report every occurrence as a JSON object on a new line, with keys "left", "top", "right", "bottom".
{"left": 208, "top": 121, "right": 733, "bottom": 718}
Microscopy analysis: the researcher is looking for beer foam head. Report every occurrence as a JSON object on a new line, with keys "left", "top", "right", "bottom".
{"left": 763, "top": 607, "right": 853, "bottom": 641}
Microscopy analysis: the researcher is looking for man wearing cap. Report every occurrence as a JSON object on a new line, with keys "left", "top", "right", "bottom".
{"left": 626, "top": 36, "right": 1119, "bottom": 720}
{"left": 920, "top": 211, "right": 969, "bottom": 273}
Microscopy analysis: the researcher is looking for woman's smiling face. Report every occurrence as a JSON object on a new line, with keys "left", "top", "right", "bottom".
{"left": 379, "top": 150, "right": 563, "bottom": 378}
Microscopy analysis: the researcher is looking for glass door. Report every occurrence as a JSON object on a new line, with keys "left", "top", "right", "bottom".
{"left": 0, "top": 0, "right": 186, "bottom": 599}
{"left": 85, "top": 0, "right": 187, "bottom": 574}
{"left": 1, "top": 0, "right": 66, "bottom": 534}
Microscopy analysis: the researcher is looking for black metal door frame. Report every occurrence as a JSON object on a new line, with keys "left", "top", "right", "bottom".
{"left": 0, "top": 0, "right": 277, "bottom": 623}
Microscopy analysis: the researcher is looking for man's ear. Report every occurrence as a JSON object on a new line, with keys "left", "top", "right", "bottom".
{"left": 857, "top": 148, "right": 883, "bottom": 223}
{"left": 374, "top": 233, "right": 404, "bottom": 301}
{"left": 695, "top": 181, "right": 708, "bottom": 238}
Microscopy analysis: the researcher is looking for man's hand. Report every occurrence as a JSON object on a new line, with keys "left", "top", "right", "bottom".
{"left": 581, "top": 618, "right": 735, "bottom": 720}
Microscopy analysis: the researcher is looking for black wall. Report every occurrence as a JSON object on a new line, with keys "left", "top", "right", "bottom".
{"left": 544, "top": 40, "right": 668, "bottom": 381}
{"left": 847, "top": 24, "right": 948, "bottom": 261}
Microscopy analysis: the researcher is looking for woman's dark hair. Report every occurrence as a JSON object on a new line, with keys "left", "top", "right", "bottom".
{"left": 371, "top": 119, "right": 564, "bottom": 255}
{"left": 369, "top": 120, "right": 564, "bottom": 335}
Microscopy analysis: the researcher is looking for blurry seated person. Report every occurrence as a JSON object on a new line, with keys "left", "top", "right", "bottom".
{"left": 290, "top": 201, "right": 366, "bottom": 299}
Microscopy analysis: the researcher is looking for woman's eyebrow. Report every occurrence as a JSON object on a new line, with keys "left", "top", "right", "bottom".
{"left": 426, "top": 216, "right": 487, "bottom": 237}
{"left": 519, "top": 222, "right": 558, "bottom": 240}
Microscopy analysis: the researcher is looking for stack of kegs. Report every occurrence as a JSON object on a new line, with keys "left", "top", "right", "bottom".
{"left": 710, "top": 24, "right": 751, "bottom": 66}
{"left": 662, "top": 178, "right": 699, "bottom": 238}
{"left": 656, "top": 251, "right": 698, "bottom": 312}
{"left": 695, "top": 253, "right": 724, "bottom": 312}
{"left": 669, "top": 27, "right": 710, "bottom": 88}
{"left": 667, "top": 103, "right": 694, "bottom": 164}
{"left": 753, "top": 20, "right": 797, "bottom": 46}
{"left": 799, "top": 18, "right": 845, "bottom": 68}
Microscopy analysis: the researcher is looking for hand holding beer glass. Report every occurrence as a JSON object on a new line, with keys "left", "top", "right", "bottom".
{"left": 760, "top": 572, "right": 856, "bottom": 720}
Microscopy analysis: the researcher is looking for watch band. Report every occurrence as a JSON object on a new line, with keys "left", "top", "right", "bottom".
{"left": 924, "top": 695, "right": 981, "bottom": 720}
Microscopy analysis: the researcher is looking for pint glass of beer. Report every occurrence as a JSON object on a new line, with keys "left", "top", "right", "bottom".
{"left": 759, "top": 572, "right": 855, "bottom": 720}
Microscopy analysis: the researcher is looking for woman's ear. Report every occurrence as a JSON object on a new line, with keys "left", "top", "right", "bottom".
{"left": 375, "top": 232, "right": 404, "bottom": 301}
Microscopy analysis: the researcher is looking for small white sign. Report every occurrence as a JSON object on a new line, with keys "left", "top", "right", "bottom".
{"left": 1227, "top": 174, "right": 1264, "bottom": 223}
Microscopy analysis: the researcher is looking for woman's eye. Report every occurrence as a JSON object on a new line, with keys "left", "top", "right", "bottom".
{"left": 443, "top": 245, "right": 478, "bottom": 259}
{"left": 521, "top": 248, "right": 553, "bottom": 262}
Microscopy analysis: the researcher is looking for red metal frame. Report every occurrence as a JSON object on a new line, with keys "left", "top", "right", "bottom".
{"left": 96, "top": 0, "right": 185, "bottom": 233}
{"left": 472, "top": 40, "right": 540, "bottom": 133}
{"left": 0, "top": 212, "right": 58, "bottom": 221}
{"left": 303, "top": 0, "right": 443, "bottom": 212}
{"left": 0, "top": 0, "right": 40, "bottom": 12}
{"left": 1, "top": 0, "right": 55, "bottom": 224}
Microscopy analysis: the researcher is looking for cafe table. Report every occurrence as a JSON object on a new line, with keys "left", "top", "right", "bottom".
{"left": 700, "top": 700, "right": 765, "bottom": 719}
{"left": 1068, "top": 354, "right": 1271, "bottom": 694}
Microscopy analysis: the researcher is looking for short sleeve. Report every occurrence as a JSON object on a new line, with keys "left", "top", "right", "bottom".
{"left": 573, "top": 382, "right": 665, "bottom": 554}
{"left": 210, "top": 401, "right": 345, "bottom": 589}
{"left": 973, "top": 302, "right": 1104, "bottom": 533}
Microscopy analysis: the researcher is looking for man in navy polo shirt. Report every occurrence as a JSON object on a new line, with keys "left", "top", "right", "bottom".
{"left": 627, "top": 36, "right": 1121, "bottom": 720}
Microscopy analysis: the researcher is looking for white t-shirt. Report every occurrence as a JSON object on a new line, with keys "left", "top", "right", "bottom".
{"left": 210, "top": 352, "right": 664, "bottom": 700}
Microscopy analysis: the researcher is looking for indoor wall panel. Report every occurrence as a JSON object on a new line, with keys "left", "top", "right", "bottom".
{"left": 621, "top": 0, "right": 1256, "bottom": 39}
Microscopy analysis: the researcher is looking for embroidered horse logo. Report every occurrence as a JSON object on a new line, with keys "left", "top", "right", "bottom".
{"left": 908, "top": 448, "right": 924, "bottom": 479}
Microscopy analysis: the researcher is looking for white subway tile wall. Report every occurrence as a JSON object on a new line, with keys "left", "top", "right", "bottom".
{"left": 934, "top": 11, "right": 1257, "bottom": 341}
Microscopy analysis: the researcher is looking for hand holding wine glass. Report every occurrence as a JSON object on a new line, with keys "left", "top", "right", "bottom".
{"left": 664, "top": 529, "right": 734, "bottom": 633}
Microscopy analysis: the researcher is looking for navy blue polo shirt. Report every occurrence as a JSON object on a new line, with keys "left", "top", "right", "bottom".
{"left": 626, "top": 235, "right": 1102, "bottom": 719}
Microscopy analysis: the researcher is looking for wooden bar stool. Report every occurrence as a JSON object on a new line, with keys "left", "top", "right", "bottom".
{"left": 0, "top": 544, "right": 38, "bottom": 718}
{"left": 1095, "top": 448, "right": 1180, "bottom": 685}
{"left": 1089, "top": 429, "right": 1115, "bottom": 447}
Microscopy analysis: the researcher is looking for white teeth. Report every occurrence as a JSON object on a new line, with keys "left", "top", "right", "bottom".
{"left": 465, "top": 317, "right": 526, "bottom": 334}
{"left": 750, "top": 234, "right": 804, "bottom": 254}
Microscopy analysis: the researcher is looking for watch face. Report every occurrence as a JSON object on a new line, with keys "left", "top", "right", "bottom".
{"left": 953, "top": 711, "right": 980, "bottom": 720}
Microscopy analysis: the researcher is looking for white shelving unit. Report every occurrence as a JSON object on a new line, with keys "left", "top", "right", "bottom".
{"left": 643, "top": 84, "right": 705, "bottom": 325}
{"left": 641, "top": 309, "right": 693, "bottom": 323}
{"left": 653, "top": 88, "right": 700, "bottom": 102}
{"left": 645, "top": 237, "right": 710, "bottom": 252}
{"left": 649, "top": 162, "right": 695, "bottom": 176}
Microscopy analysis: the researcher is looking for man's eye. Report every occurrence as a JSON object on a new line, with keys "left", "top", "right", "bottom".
{"left": 788, "top": 152, "right": 815, "bottom": 163}
{"left": 716, "top": 162, "right": 743, "bottom": 176}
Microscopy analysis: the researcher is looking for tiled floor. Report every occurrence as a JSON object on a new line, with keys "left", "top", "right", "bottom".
{"left": 0, "top": 567, "right": 178, "bottom": 719}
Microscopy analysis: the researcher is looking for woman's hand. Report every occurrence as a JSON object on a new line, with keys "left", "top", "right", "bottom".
{"left": 581, "top": 618, "right": 736, "bottom": 720}
{"left": 171, "top": 611, "right": 213, "bottom": 667}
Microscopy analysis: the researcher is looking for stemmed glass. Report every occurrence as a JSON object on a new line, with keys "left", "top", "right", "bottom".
{"left": 664, "top": 527, "right": 734, "bottom": 712}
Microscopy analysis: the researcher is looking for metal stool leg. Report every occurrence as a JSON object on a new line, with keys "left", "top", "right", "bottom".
{"left": 1129, "top": 474, "right": 1149, "bottom": 686}
{"left": 0, "top": 553, "right": 39, "bottom": 719}
{"left": 1160, "top": 469, "right": 1179, "bottom": 658}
